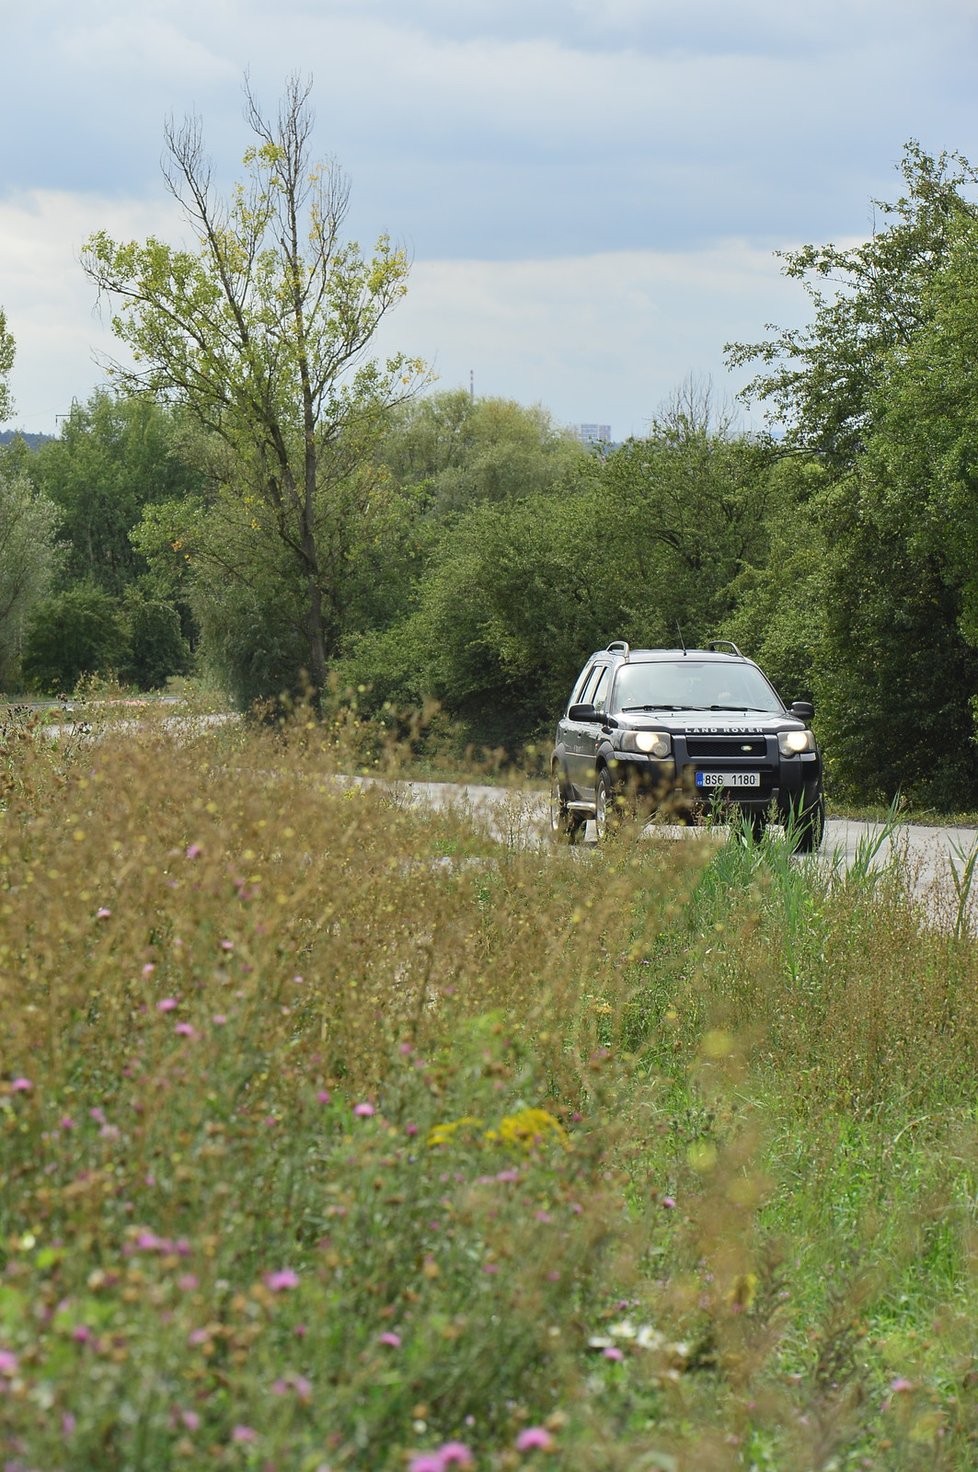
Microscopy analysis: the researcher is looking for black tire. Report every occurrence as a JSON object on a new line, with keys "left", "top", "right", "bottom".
{"left": 791, "top": 791, "right": 825, "bottom": 853}
{"left": 550, "top": 768, "right": 584, "bottom": 845}
{"left": 594, "top": 768, "right": 624, "bottom": 841}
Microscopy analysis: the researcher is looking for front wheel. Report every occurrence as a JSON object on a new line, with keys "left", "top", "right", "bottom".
{"left": 550, "top": 768, "right": 584, "bottom": 845}
{"left": 594, "top": 768, "right": 624, "bottom": 841}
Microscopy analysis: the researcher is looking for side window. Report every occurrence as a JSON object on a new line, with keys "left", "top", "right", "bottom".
{"left": 570, "top": 664, "right": 598, "bottom": 707}
{"left": 591, "top": 665, "right": 611, "bottom": 713}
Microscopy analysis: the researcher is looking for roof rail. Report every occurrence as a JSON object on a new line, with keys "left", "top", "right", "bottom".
{"left": 706, "top": 639, "right": 742, "bottom": 657}
{"left": 606, "top": 640, "right": 630, "bottom": 658}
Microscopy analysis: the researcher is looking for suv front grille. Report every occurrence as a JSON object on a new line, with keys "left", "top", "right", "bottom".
{"left": 685, "top": 736, "right": 768, "bottom": 759}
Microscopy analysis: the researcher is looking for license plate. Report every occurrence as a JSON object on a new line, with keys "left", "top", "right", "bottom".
{"left": 695, "top": 771, "right": 761, "bottom": 789}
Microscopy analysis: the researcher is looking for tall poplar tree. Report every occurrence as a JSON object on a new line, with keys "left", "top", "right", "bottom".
{"left": 82, "top": 76, "right": 424, "bottom": 699}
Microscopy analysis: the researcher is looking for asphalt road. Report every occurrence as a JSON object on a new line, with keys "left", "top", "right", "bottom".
{"left": 395, "top": 779, "right": 978, "bottom": 917}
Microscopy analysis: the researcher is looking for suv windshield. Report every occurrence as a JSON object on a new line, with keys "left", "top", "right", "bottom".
{"left": 613, "top": 660, "right": 783, "bottom": 714}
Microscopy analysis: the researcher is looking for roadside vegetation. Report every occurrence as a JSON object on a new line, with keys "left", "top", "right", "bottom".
{"left": 2, "top": 715, "right": 978, "bottom": 1469}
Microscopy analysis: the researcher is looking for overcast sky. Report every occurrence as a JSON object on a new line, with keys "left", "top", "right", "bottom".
{"left": 2, "top": 0, "right": 977, "bottom": 439}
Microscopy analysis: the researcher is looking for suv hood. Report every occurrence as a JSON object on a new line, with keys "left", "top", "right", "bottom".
{"left": 615, "top": 709, "right": 804, "bottom": 735}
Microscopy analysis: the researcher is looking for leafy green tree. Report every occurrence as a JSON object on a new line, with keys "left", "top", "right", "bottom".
{"left": 812, "top": 501, "right": 978, "bottom": 806}
{"left": 123, "top": 593, "right": 192, "bottom": 690}
{"left": 22, "top": 585, "right": 130, "bottom": 695}
{"left": 726, "top": 146, "right": 978, "bottom": 805}
{"left": 803, "top": 211, "right": 978, "bottom": 804}
{"left": 409, "top": 491, "right": 609, "bottom": 745}
{"left": 854, "top": 213, "right": 978, "bottom": 640}
{"left": 82, "top": 75, "right": 424, "bottom": 702}
{"left": 29, "top": 392, "right": 204, "bottom": 596}
{"left": 726, "top": 143, "right": 978, "bottom": 469}
{"left": 0, "top": 468, "right": 62, "bottom": 688}
{"left": 596, "top": 384, "right": 779, "bottom": 647}
{"left": 133, "top": 450, "right": 427, "bottom": 707}
{"left": 720, "top": 457, "right": 829, "bottom": 704}
{"left": 377, "top": 391, "right": 591, "bottom": 517}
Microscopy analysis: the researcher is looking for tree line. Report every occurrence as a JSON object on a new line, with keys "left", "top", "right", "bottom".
{"left": 1, "top": 83, "right": 977, "bottom": 808}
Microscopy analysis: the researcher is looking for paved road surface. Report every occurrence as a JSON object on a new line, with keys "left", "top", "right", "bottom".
{"left": 395, "top": 779, "right": 978, "bottom": 916}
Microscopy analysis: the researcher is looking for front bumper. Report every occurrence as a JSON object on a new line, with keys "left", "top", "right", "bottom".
{"left": 605, "top": 745, "right": 820, "bottom": 822}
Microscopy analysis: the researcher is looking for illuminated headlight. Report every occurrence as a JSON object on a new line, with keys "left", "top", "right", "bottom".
{"left": 778, "top": 729, "right": 815, "bottom": 756}
{"left": 620, "top": 730, "right": 672, "bottom": 758}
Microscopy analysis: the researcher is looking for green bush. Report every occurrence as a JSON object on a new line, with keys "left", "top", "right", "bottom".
{"left": 124, "top": 594, "right": 192, "bottom": 690}
{"left": 22, "top": 583, "right": 131, "bottom": 693}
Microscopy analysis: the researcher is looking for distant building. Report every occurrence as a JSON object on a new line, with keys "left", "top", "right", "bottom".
{"left": 572, "top": 423, "right": 612, "bottom": 446}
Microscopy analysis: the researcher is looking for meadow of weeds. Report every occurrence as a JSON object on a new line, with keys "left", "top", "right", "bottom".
{"left": 1, "top": 710, "right": 978, "bottom": 1470}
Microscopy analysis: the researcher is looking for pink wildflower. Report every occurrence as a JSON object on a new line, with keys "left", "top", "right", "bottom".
{"left": 232, "top": 1425, "right": 257, "bottom": 1443}
{"left": 890, "top": 1376, "right": 914, "bottom": 1393}
{"left": 212, "top": 1014, "right": 227, "bottom": 1026}
{"left": 409, "top": 1458, "right": 444, "bottom": 1472}
{"left": 185, "top": 843, "right": 202, "bottom": 859}
{"left": 96, "top": 907, "right": 112, "bottom": 920}
{"left": 174, "top": 1022, "right": 196, "bottom": 1038}
{"left": 272, "top": 1372, "right": 312, "bottom": 1399}
{"left": 354, "top": 1101, "right": 375, "bottom": 1117}
{"left": 10, "top": 1077, "right": 32, "bottom": 1093}
{"left": 516, "top": 1426, "right": 555, "bottom": 1452}
{"left": 59, "top": 1115, "right": 75, "bottom": 1130}
{"left": 142, "top": 963, "right": 156, "bottom": 977}
{"left": 440, "top": 1443, "right": 474, "bottom": 1467}
{"left": 157, "top": 997, "right": 178, "bottom": 1013}
{"left": 220, "top": 939, "right": 233, "bottom": 952}
{"left": 603, "top": 1346, "right": 624, "bottom": 1361}
{"left": 316, "top": 1089, "right": 331, "bottom": 1104}
{"left": 180, "top": 1409, "right": 200, "bottom": 1431}
{"left": 0, "top": 1350, "right": 18, "bottom": 1376}
{"left": 662, "top": 1195, "right": 677, "bottom": 1209}
{"left": 378, "top": 1331, "right": 401, "bottom": 1347}
{"left": 263, "top": 1269, "right": 299, "bottom": 1292}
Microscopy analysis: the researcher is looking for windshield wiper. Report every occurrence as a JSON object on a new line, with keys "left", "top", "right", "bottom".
{"left": 706, "top": 705, "right": 778, "bottom": 713}
{"left": 621, "top": 704, "right": 710, "bottom": 712}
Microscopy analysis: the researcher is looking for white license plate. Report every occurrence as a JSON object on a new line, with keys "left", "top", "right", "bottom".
{"left": 695, "top": 771, "right": 761, "bottom": 789}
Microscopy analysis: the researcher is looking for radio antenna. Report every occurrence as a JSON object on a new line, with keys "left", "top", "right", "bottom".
{"left": 677, "top": 624, "right": 687, "bottom": 656}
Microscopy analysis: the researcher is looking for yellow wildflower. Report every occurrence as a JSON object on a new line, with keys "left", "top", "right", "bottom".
{"left": 427, "top": 1116, "right": 484, "bottom": 1148}
{"left": 484, "top": 1108, "right": 570, "bottom": 1151}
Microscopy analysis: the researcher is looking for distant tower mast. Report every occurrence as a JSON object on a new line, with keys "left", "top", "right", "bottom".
{"left": 469, "top": 370, "right": 474, "bottom": 403}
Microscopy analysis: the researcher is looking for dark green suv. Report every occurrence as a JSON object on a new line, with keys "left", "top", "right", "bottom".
{"left": 550, "top": 641, "right": 824, "bottom": 850}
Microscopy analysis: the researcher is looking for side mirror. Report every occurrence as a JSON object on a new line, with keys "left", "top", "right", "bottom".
{"left": 790, "top": 700, "right": 815, "bottom": 721}
{"left": 568, "top": 703, "right": 597, "bottom": 721}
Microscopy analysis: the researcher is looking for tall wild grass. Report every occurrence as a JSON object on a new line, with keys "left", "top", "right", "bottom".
{"left": 1, "top": 712, "right": 977, "bottom": 1469}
